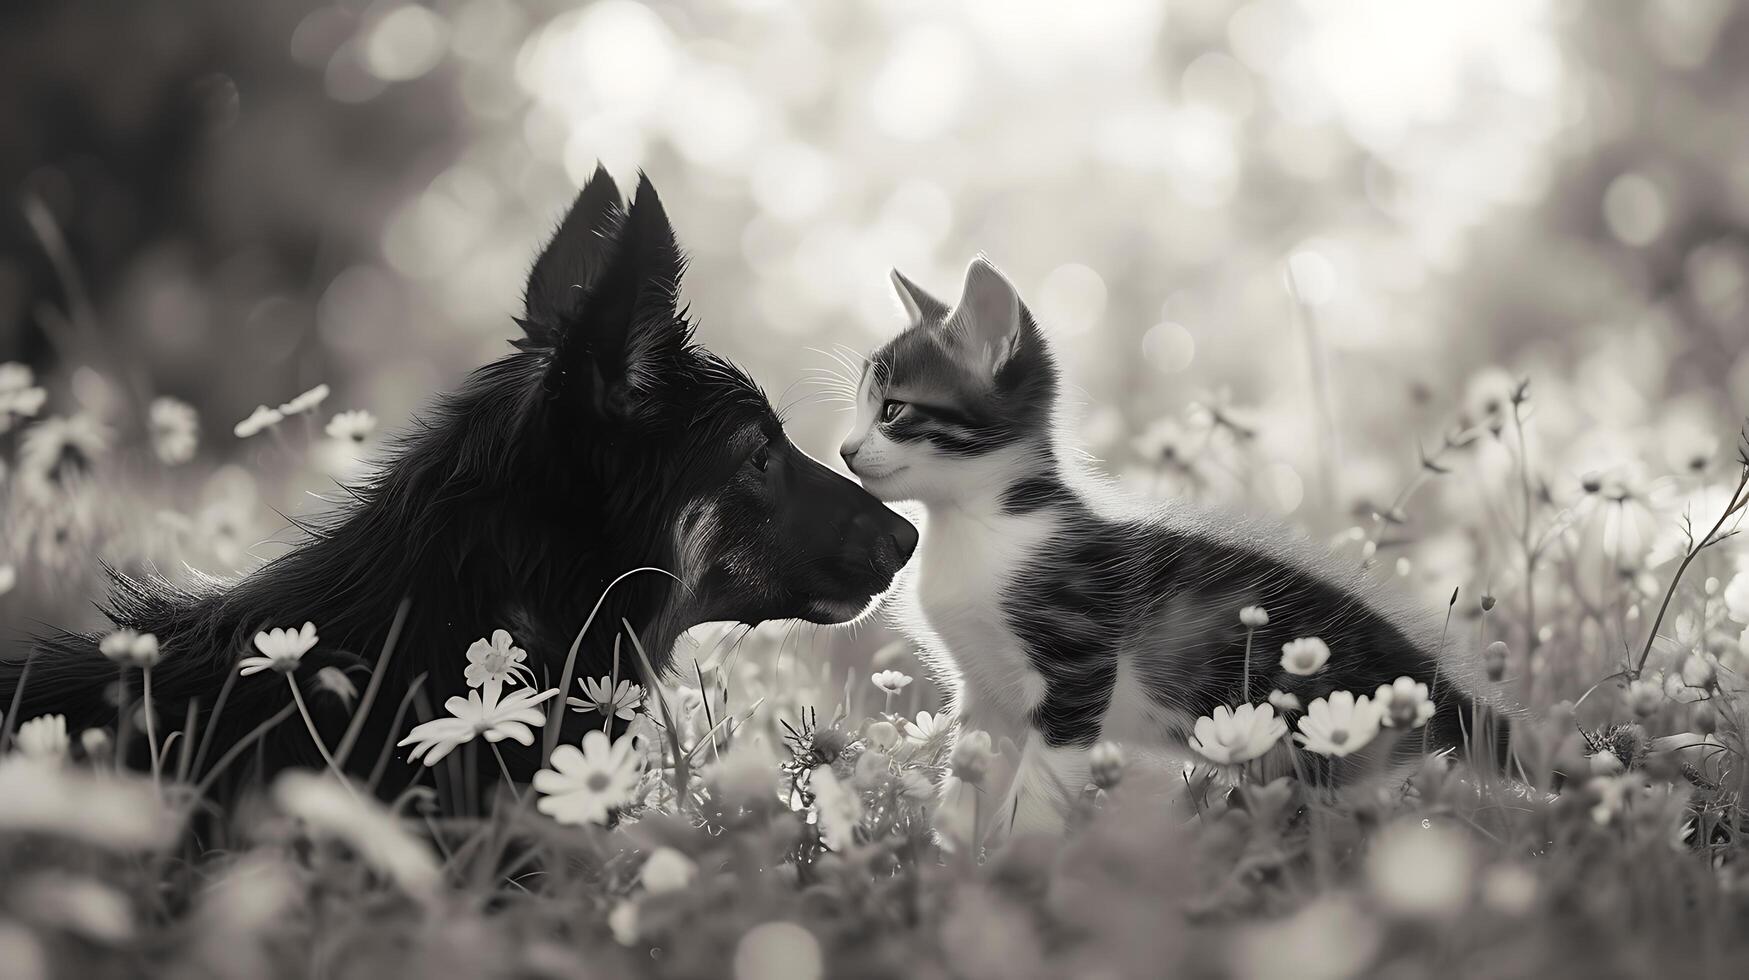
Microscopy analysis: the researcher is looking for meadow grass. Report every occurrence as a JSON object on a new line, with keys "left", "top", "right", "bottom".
{"left": 1, "top": 367, "right": 1748, "bottom": 980}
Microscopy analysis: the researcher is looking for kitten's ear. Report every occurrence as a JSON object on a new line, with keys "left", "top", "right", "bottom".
{"left": 947, "top": 257, "right": 1022, "bottom": 376}
{"left": 521, "top": 165, "right": 624, "bottom": 342}
{"left": 545, "top": 173, "right": 690, "bottom": 423}
{"left": 889, "top": 268, "right": 948, "bottom": 325}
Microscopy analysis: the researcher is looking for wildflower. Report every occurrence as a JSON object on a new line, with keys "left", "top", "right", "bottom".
{"left": 810, "top": 765, "right": 862, "bottom": 850}
{"left": 148, "top": 397, "right": 199, "bottom": 465}
{"left": 1188, "top": 703, "right": 1287, "bottom": 765}
{"left": 1482, "top": 640, "right": 1509, "bottom": 681}
{"left": 903, "top": 710, "right": 950, "bottom": 746}
{"left": 464, "top": 629, "right": 535, "bottom": 690}
{"left": 863, "top": 720, "right": 900, "bottom": 752}
{"left": 1481, "top": 864, "right": 1539, "bottom": 915}
{"left": 232, "top": 405, "right": 284, "bottom": 439}
{"left": 567, "top": 675, "right": 643, "bottom": 721}
{"left": 1366, "top": 820, "right": 1475, "bottom": 920}
{"left": 1626, "top": 678, "right": 1664, "bottom": 717}
{"left": 0, "top": 756, "right": 177, "bottom": 848}
{"left": 1588, "top": 775, "right": 1628, "bottom": 825}
{"left": 950, "top": 729, "right": 997, "bottom": 784}
{"left": 640, "top": 846, "right": 698, "bottom": 894}
{"left": 871, "top": 670, "right": 912, "bottom": 695}
{"left": 325, "top": 409, "right": 377, "bottom": 443}
{"left": 1279, "top": 637, "right": 1331, "bottom": 676}
{"left": 1479, "top": 593, "right": 1496, "bottom": 612}
{"left": 534, "top": 729, "right": 644, "bottom": 825}
{"left": 279, "top": 383, "right": 331, "bottom": 416}
{"left": 1374, "top": 677, "right": 1436, "bottom": 729}
{"left": 398, "top": 684, "right": 558, "bottom": 766}
{"left": 99, "top": 629, "right": 161, "bottom": 668}
{"left": 18, "top": 415, "right": 107, "bottom": 484}
{"left": 1724, "top": 569, "right": 1749, "bottom": 623}
{"left": 1239, "top": 605, "right": 1269, "bottom": 628}
{"left": 0, "top": 362, "right": 47, "bottom": 432}
{"left": 608, "top": 901, "right": 640, "bottom": 946}
{"left": 1294, "top": 691, "right": 1382, "bottom": 757}
{"left": 14, "top": 714, "right": 69, "bottom": 761}
{"left": 1089, "top": 741, "right": 1126, "bottom": 789}
{"left": 0, "top": 565, "right": 14, "bottom": 596}
{"left": 239, "top": 622, "right": 319, "bottom": 675}
{"left": 1679, "top": 652, "right": 1718, "bottom": 692}
{"left": 1588, "top": 750, "right": 1625, "bottom": 776}
{"left": 273, "top": 771, "right": 440, "bottom": 894}
{"left": 734, "top": 922, "right": 824, "bottom": 980}
{"left": 79, "top": 729, "right": 110, "bottom": 761}
{"left": 314, "top": 666, "right": 358, "bottom": 708}
{"left": 1268, "top": 689, "right": 1302, "bottom": 712}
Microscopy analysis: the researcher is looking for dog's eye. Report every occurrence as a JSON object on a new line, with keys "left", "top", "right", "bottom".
{"left": 879, "top": 400, "right": 908, "bottom": 424}
{"left": 750, "top": 442, "right": 771, "bottom": 473}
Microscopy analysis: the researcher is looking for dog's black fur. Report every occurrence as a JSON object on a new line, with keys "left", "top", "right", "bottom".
{"left": 0, "top": 171, "right": 917, "bottom": 793}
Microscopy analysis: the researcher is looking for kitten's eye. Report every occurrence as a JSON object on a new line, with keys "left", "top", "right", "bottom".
{"left": 750, "top": 442, "right": 771, "bottom": 473}
{"left": 879, "top": 400, "right": 908, "bottom": 424}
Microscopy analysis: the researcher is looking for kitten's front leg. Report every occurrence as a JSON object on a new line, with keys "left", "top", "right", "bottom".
{"left": 994, "top": 733, "right": 1091, "bottom": 839}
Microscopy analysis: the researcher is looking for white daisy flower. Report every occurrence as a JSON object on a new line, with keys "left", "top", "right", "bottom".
{"left": 98, "top": 629, "right": 161, "bottom": 668}
{"left": 279, "top": 383, "right": 331, "bottom": 416}
{"left": 809, "top": 765, "right": 862, "bottom": 851}
{"left": 148, "top": 397, "right": 199, "bottom": 465}
{"left": 17, "top": 415, "right": 107, "bottom": 483}
{"left": 902, "top": 710, "right": 950, "bottom": 746}
{"left": 1294, "top": 690, "right": 1383, "bottom": 757}
{"left": 397, "top": 683, "right": 558, "bottom": 767}
{"left": 567, "top": 675, "right": 643, "bottom": 721}
{"left": 532, "top": 729, "right": 644, "bottom": 825}
{"left": 325, "top": 409, "right": 377, "bottom": 443}
{"left": 463, "top": 629, "right": 535, "bottom": 690}
{"left": 1280, "top": 637, "right": 1332, "bottom": 676}
{"left": 14, "top": 714, "right": 69, "bottom": 762}
{"left": 1374, "top": 677, "right": 1436, "bottom": 729}
{"left": 0, "top": 362, "right": 47, "bottom": 432}
{"left": 871, "top": 670, "right": 912, "bottom": 695}
{"left": 1239, "top": 605, "right": 1269, "bottom": 628}
{"left": 1189, "top": 703, "right": 1287, "bottom": 765}
{"left": 1268, "top": 689, "right": 1302, "bottom": 712}
{"left": 233, "top": 405, "right": 284, "bottom": 439}
{"left": 238, "top": 622, "right": 319, "bottom": 676}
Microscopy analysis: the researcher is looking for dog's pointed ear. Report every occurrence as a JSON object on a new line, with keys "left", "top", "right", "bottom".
{"left": 546, "top": 172, "right": 690, "bottom": 422}
{"left": 521, "top": 165, "right": 624, "bottom": 342}
{"left": 946, "top": 257, "right": 1023, "bottom": 377}
{"left": 889, "top": 268, "right": 948, "bottom": 325}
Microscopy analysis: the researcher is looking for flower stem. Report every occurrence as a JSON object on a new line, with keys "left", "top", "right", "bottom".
{"left": 141, "top": 666, "right": 162, "bottom": 791}
{"left": 286, "top": 673, "right": 359, "bottom": 802}
{"left": 1241, "top": 626, "right": 1254, "bottom": 702}
{"left": 490, "top": 742, "right": 521, "bottom": 803}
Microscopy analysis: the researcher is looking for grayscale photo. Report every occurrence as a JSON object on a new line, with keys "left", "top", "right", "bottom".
{"left": 0, "top": 1, "right": 1744, "bottom": 977}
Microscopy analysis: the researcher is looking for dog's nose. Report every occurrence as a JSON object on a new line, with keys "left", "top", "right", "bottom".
{"left": 888, "top": 514, "right": 918, "bottom": 563}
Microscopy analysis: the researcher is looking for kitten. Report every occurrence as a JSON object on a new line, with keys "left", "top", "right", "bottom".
{"left": 839, "top": 258, "right": 1504, "bottom": 836}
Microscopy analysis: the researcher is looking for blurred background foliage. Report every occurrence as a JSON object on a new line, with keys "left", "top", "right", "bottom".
{"left": 2, "top": 0, "right": 1748, "bottom": 650}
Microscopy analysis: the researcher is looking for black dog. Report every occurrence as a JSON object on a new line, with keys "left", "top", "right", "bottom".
{"left": 1, "top": 170, "right": 917, "bottom": 792}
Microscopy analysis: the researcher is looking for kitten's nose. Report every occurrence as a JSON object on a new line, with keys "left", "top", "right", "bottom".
{"left": 838, "top": 439, "right": 861, "bottom": 470}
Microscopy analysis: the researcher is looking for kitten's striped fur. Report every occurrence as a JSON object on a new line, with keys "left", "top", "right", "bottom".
{"left": 840, "top": 258, "right": 1506, "bottom": 836}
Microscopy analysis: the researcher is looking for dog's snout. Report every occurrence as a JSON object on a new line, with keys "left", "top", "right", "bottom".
{"left": 889, "top": 515, "right": 918, "bottom": 563}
